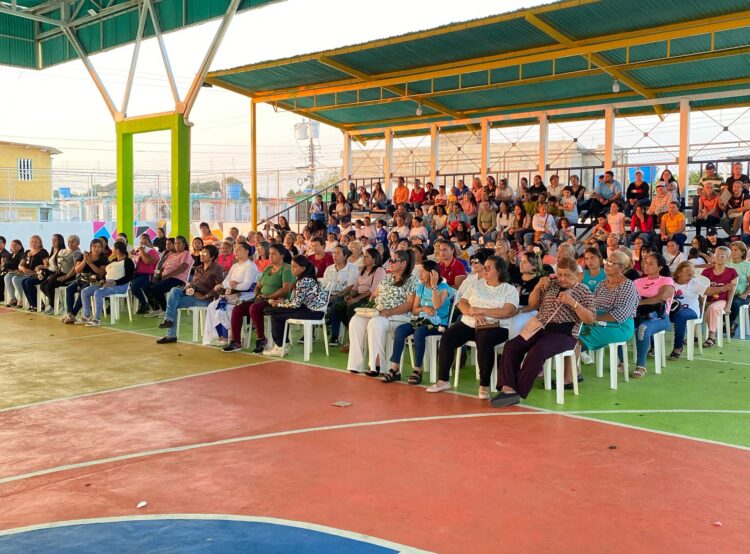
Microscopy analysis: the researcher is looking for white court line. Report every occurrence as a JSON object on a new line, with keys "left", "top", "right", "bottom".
{"left": 569, "top": 409, "right": 750, "bottom": 415}
{"left": 694, "top": 356, "right": 750, "bottom": 367}
{"left": 11, "top": 328, "right": 165, "bottom": 345}
{"left": 0, "top": 514, "right": 434, "bottom": 553}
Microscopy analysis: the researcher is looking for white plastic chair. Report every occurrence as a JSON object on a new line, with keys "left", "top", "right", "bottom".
{"left": 177, "top": 306, "right": 207, "bottom": 343}
{"left": 404, "top": 290, "right": 459, "bottom": 383}
{"left": 629, "top": 329, "right": 667, "bottom": 374}
{"left": 282, "top": 286, "right": 333, "bottom": 361}
{"left": 107, "top": 290, "right": 133, "bottom": 324}
{"left": 739, "top": 304, "right": 749, "bottom": 339}
{"left": 686, "top": 296, "right": 707, "bottom": 361}
{"left": 543, "top": 349, "right": 578, "bottom": 404}
{"left": 54, "top": 287, "right": 66, "bottom": 315}
{"left": 453, "top": 341, "right": 502, "bottom": 388}
{"left": 715, "top": 307, "right": 732, "bottom": 347}
{"left": 594, "top": 341, "right": 629, "bottom": 389}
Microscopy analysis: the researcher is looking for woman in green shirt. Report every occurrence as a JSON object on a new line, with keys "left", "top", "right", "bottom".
{"left": 728, "top": 241, "right": 750, "bottom": 336}
{"left": 228, "top": 243, "right": 295, "bottom": 353}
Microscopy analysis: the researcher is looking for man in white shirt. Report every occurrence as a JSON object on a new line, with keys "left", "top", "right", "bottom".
{"left": 357, "top": 216, "right": 376, "bottom": 243}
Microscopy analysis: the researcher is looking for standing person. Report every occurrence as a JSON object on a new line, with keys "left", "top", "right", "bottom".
{"left": 263, "top": 255, "right": 329, "bottom": 357}
{"left": 156, "top": 244, "right": 224, "bottom": 343}
{"left": 631, "top": 253, "right": 675, "bottom": 379}
{"left": 427, "top": 256, "right": 519, "bottom": 398}
{"left": 129, "top": 234, "right": 160, "bottom": 314}
{"left": 6, "top": 235, "right": 48, "bottom": 309}
{"left": 668, "top": 262, "right": 709, "bottom": 360}
{"left": 492, "top": 257, "right": 595, "bottom": 407}
{"left": 148, "top": 235, "right": 193, "bottom": 317}
{"left": 61, "top": 239, "right": 109, "bottom": 324}
{"left": 203, "top": 242, "right": 259, "bottom": 347}
{"left": 307, "top": 236, "right": 333, "bottom": 278}
{"left": 79, "top": 242, "right": 135, "bottom": 326}
{"left": 700, "top": 246, "right": 738, "bottom": 348}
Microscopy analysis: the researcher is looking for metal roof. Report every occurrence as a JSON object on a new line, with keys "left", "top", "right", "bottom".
{"left": 205, "top": 0, "right": 750, "bottom": 135}
{"left": 0, "top": 0, "right": 282, "bottom": 69}
{"left": 0, "top": 140, "right": 61, "bottom": 155}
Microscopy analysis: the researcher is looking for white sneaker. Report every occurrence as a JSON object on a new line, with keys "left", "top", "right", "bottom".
{"left": 86, "top": 319, "right": 101, "bottom": 327}
{"left": 478, "top": 386, "right": 491, "bottom": 400}
{"left": 263, "top": 345, "right": 286, "bottom": 357}
{"left": 580, "top": 351, "right": 593, "bottom": 365}
{"left": 76, "top": 316, "right": 90, "bottom": 325}
{"left": 426, "top": 381, "right": 451, "bottom": 393}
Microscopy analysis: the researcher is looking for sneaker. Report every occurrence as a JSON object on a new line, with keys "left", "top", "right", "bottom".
{"left": 158, "top": 320, "right": 174, "bottom": 329}
{"left": 328, "top": 337, "right": 340, "bottom": 347}
{"left": 146, "top": 309, "right": 164, "bottom": 318}
{"left": 490, "top": 391, "right": 520, "bottom": 408}
{"left": 580, "top": 351, "right": 593, "bottom": 365}
{"left": 478, "top": 386, "right": 491, "bottom": 400}
{"left": 263, "top": 345, "right": 286, "bottom": 357}
{"left": 86, "top": 319, "right": 101, "bottom": 327}
{"left": 426, "top": 381, "right": 451, "bottom": 393}
{"left": 136, "top": 306, "right": 150, "bottom": 315}
{"left": 222, "top": 342, "right": 242, "bottom": 353}
{"left": 76, "top": 316, "right": 90, "bottom": 325}
{"left": 44, "top": 307, "right": 54, "bottom": 315}
{"left": 252, "top": 338, "right": 267, "bottom": 354}
{"left": 156, "top": 336, "right": 177, "bottom": 344}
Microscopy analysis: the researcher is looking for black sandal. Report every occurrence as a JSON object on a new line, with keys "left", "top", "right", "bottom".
{"left": 365, "top": 366, "right": 381, "bottom": 377}
{"left": 408, "top": 370, "right": 423, "bottom": 385}
{"left": 382, "top": 369, "right": 401, "bottom": 383}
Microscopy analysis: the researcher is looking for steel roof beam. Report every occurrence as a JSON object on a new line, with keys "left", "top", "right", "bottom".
{"left": 144, "top": 0, "right": 182, "bottom": 109}
{"left": 0, "top": 3, "right": 66, "bottom": 26}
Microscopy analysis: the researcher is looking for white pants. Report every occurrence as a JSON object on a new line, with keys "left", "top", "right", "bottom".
{"left": 203, "top": 298, "right": 235, "bottom": 345}
{"left": 347, "top": 314, "right": 408, "bottom": 373}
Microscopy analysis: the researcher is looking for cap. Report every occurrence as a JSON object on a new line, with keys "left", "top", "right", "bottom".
{"left": 707, "top": 228, "right": 718, "bottom": 236}
{"left": 706, "top": 162, "right": 716, "bottom": 170}
{"left": 635, "top": 170, "right": 643, "bottom": 175}
{"left": 656, "top": 182, "right": 666, "bottom": 188}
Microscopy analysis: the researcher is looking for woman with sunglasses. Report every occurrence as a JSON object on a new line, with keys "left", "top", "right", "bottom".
{"left": 576, "top": 250, "right": 639, "bottom": 369}
{"left": 427, "top": 256, "right": 518, "bottom": 399}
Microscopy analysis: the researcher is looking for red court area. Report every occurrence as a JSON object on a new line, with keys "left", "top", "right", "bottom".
{"left": 1, "top": 361, "right": 748, "bottom": 553}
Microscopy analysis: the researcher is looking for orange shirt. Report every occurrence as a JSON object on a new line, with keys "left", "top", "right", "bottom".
{"left": 661, "top": 211, "right": 685, "bottom": 235}
{"left": 393, "top": 185, "right": 409, "bottom": 205}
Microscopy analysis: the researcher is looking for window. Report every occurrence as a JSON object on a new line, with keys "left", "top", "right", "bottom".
{"left": 17, "top": 158, "right": 32, "bottom": 181}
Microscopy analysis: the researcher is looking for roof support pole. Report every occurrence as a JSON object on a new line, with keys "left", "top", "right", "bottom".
{"left": 183, "top": 0, "right": 243, "bottom": 120}
{"left": 61, "top": 27, "right": 120, "bottom": 120}
{"left": 170, "top": 114, "right": 191, "bottom": 239}
{"left": 480, "top": 118, "right": 490, "bottom": 185}
{"left": 145, "top": 0, "right": 182, "bottom": 110}
{"left": 342, "top": 132, "right": 352, "bottom": 181}
{"left": 121, "top": 0, "right": 150, "bottom": 117}
{"left": 604, "top": 106, "right": 615, "bottom": 170}
{"left": 430, "top": 124, "right": 439, "bottom": 187}
{"left": 116, "top": 125, "right": 134, "bottom": 239}
{"left": 538, "top": 112, "right": 549, "bottom": 182}
{"left": 384, "top": 129, "right": 394, "bottom": 198}
{"left": 251, "top": 100, "right": 259, "bottom": 231}
{"left": 678, "top": 99, "right": 691, "bottom": 198}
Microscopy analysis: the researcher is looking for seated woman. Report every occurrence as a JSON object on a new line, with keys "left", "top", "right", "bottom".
{"left": 255, "top": 241, "right": 272, "bottom": 273}
{"left": 156, "top": 244, "right": 225, "bottom": 344}
{"left": 370, "top": 182, "right": 387, "bottom": 211}
{"left": 330, "top": 248, "right": 386, "bottom": 348}
{"left": 62, "top": 239, "right": 109, "bottom": 324}
{"left": 384, "top": 260, "right": 453, "bottom": 384}
{"left": 346, "top": 250, "right": 417, "bottom": 375}
{"left": 148, "top": 235, "right": 193, "bottom": 317}
{"left": 427, "top": 256, "right": 519, "bottom": 398}
{"left": 0, "top": 239, "right": 24, "bottom": 303}
{"left": 202, "top": 242, "right": 260, "bottom": 346}
{"left": 727, "top": 240, "right": 750, "bottom": 336}
{"left": 665, "top": 238, "right": 686, "bottom": 274}
{"left": 701, "top": 246, "right": 738, "bottom": 348}
{"left": 6, "top": 235, "right": 48, "bottom": 309}
{"left": 79, "top": 241, "right": 135, "bottom": 326}
{"left": 225, "top": 243, "right": 294, "bottom": 353}
{"left": 263, "top": 255, "right": 329, "bottom": 356}
{"left": 580, "top": 246, "right": 605, "bottom": 292}
{"left": 458, "top": 249, "right": 492, "bottom": 298}
{"left": 492, "top": 256, "right": 595, "bottom": 407}
{"left": 39, "top": 234, "right": 82, "bottom": 313}
{"left": 217, "top": 240, "right": 236, "bottom": 274}
{"left": 669, "top": 261, "right": 709, "bottom": 360}
{"left": 129, "top": 234, "right": 160, "bottom": 314}
{"left": 631, "top": 253, "right": 675, "bottom": 378}
{"left": 576, "top": 251, "right": 639, "bottom": 368}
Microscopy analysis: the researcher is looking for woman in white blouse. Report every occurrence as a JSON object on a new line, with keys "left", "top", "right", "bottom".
{"left": 428, "top": 255, "right": 519, "bottom": 398}
{"left": 203, "top": 242, "right": 259, "bottom": 346}
{"left": 321, "top": 245, "right": 358, "bottom": 301}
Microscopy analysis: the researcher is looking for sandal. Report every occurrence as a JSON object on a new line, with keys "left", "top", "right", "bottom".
{"left": 407, "top": 370, "right": 423, "bottom": 385}
{"left": 382, "top": 369, "right": 401, "bottom": 383}
{"left": 631, "top": 366, "right": 647, "bottom": 379}
{"left": 703, "top": 338, "right": 715, "bottom": 348}
{"left": 365, "top": 366, "right": 381, "bottom": 377}
{"left": 668, "top": 348, "right": 683, "bottom": 361}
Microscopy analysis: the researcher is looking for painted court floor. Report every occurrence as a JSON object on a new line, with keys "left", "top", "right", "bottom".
{"left": 0, "top": 307, "right": 748, "bottom": 553}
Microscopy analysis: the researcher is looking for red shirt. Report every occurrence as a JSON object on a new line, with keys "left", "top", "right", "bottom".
{"left": 308, "top": 252, "right": 333, "bottom": 278}
{"left": 439, "top": 257, "right": 466, "bottom": 287}
{"left": 409, "top": 188, "right": 426, "bottom": 204}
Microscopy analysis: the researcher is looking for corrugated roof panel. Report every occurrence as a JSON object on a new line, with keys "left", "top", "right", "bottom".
{"left": 329, "top": 18, "right": 556, "bottom": 76}
{"left": 715, "top": 27, "right": 750, "bottom": 49}
{"left": 555, "top": 55, "right": 589, "bottom": 74}
{"left": 218, "top": 60, "right": 350, "bottom": 92}
{"left": 0, "top": 11, "right": 33, "bottom": 40}
{"left": 323, "top": 101, "right": 437, "bottom": 125}
{"left": 41, "top": 35, "right": 71, "bottom": 67}
{"left": 0, "top": 36, "right": 35, "bottom": 68}
{"left": 670, "top": 34, "right": 713, "bottom": 57}
{"left": 627, "top": 54, "right": 750, "bottom": 89}
{"left": 522, "top": 60, "right": 554, "bottom": 79}
{"left": 629, "top": 42, "right": 668, "bottom": 64}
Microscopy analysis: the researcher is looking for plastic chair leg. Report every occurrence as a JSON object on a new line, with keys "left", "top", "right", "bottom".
{"left": 322, "top": 323, "right": 329, "bottom": 357}
{"left": 543, "top": 359, "right": 552, "bottom": 390}
{"left": 609, "top": 344, "right": 618, "bottom": 390}
{"left": 453, "top": 347, "right": 462, "bottom": 388}
{"left": 192, "top": 310, "right": 200, "bottom": 343}
{"left": 622, "top": 343, "right": 629, "bottom": 382}
{"left": 555, "top": 354, "right": 564, "bottom": 405}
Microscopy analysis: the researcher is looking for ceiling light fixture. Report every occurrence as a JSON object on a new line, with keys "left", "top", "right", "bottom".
{"left": 612, "top": 79, "right": 620, "bottom": 93}
{"left": 87, "top": 9, "right": 97, "bottom": 17}
{"left": 415, "top": 103, "right": 423, "bottom": 116}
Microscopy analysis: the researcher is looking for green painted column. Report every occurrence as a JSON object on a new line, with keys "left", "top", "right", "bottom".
{"left": 171, "top": 115, "right": 191, "bottom": 239}
{"left": 116, "top": 124, "right": 134, "bottom": 240}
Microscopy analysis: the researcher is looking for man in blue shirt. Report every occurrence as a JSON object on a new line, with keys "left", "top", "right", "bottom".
{"left": 589, "top": 170, "right": 623, "bottom": 219}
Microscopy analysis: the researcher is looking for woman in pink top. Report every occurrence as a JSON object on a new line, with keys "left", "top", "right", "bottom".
{"left": 701, "top": 246, "right": 738, "bottom": 348}
{"left": 217, "top": 240, "right": 236, "bottom": 274}
{"left": 131, "top": 233, "right": 160, "bottom": 314}
{"left": 148, "top": 235, "right": 193, "bottom": 316}
{"left": 631, "top": 252, "right": 675, "bottom": 378}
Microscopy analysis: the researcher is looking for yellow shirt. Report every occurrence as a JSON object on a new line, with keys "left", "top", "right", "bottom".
{"left": 662, "top": 211, "right": 685, "bottom": 235}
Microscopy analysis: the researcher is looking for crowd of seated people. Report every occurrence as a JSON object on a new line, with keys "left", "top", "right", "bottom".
{"left": 3, "top": 162, "right": 750, "bottom": 406}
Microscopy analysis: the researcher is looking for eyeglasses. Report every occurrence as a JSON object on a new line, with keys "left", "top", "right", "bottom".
{"left": 604, "top": 260, "right": 623, "bottom": 268}
{"left": 483, "top": 265, "right": 495, "bottom": 272}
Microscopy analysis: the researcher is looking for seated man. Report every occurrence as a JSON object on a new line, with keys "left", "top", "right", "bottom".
{"left": 588, "top": 170, "right": 623, "bottom": 219}
{"left": 156, "top": 244, "right": 224, "bottom": 344}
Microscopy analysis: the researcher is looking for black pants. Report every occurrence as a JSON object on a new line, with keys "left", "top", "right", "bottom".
{"left": 695, "top": 215, "right": 721, "bottom": 236}
{"left": 270, "top": 306, "right": 325, "bottom": 346}
{"left": 499, "top": 330, "right": 577, "bottom": 398}
{"left": 150, "top": 277, "right": 184, "bottom": 311}
{"left": 437, "top": 321, "right": 509, "bottom": 387}
{"left": 40, "top": 273, "right": 73, "bottom": 302}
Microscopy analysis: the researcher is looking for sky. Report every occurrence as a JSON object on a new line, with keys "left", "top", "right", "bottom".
{"left": 0, "top": 0, "right": 539, "bottom": 177}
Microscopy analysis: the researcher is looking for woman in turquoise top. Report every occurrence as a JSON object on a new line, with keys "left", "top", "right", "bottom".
{"left": 728, "top": 241, "right": 750, "bottom": 335}
{"left": 384, "top": 259, "right": 452, "bottom": 385}
{"left": 580, "top": 246, "right": 606, "bottom": 292}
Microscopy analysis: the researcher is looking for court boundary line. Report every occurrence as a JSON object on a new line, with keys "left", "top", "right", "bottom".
{"left": 0, "top": 514, "right": 434, "bottom": 553}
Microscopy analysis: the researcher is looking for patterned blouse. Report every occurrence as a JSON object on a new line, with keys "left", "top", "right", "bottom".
{"left": 374, "top": 273, "right": 418, "bottom": 311}
{"left": 592, "top": 278, "right": 639, "bottom": 323}
{"left": 278, "top": 277, "right": 328, "bottom": 312}
{"left": 537, "top": 280, "right": 595, "bottom": 338}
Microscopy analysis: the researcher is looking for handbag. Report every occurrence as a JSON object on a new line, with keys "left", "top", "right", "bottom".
{"left": 519, "top": 283, "right": 580, "bottom": 340}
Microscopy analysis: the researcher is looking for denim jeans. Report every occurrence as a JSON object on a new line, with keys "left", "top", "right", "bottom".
{"left": 729, "top": 295, "right": 750, "bottom": 327}
{"left": 389, "top": 322, "right": 442, "bottom": 368}
{"left": 635, "top": 315, "right": 671, "bottom": 367}
{"left": 164, "top": 287, "right": 211, "bottom": 338}
{"left": 20, "top": 276, "right": 42, "bottom": 307}
{"left": 130, "top": 274, "right": 152, "bottom": 308}
{"left": 671, "top": 307, "right": 697, "bottom": 350}
{"left": 81, "top": 284, "right": 129, "bottom": 321}
{"left": 66, "top": 281, "right": 97, "bottom": 316}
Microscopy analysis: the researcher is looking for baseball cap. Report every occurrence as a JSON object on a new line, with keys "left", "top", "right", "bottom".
{"left": 707, "top": 228, "right": 718, "bottom": 236}
{"left": 706, "top": 162, "right": 716, "bottom": 170}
